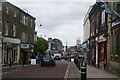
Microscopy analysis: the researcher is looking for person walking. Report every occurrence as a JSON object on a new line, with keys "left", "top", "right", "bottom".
{"left": 36, "top": 55, "right": 39, "bottom": 65}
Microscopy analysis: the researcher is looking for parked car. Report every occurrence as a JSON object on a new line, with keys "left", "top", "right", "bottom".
{"left": 41, "top": 55, "right": 56, "bottom": 67}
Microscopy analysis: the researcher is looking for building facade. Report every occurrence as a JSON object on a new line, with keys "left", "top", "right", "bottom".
{"left": 89, "top": 2, "right": 108, "bottom": 69}
{"left": 1, "top": 2, "right": 36, "bottom": 65}
{"left": 48, "top": 38, "right": 62, "bottom": 54}
{"left": 84, "top": 1, "right": 120, "bottom": 76}
{"left": 83, "top": 6, "right": 92, "bottom": 65}
{"left": 107, "top": 2, "right": 120, "bottom": 76}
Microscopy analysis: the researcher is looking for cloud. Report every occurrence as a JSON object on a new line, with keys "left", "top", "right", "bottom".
{"left": 7, "top": 0, "right": 95, "bottom": 46}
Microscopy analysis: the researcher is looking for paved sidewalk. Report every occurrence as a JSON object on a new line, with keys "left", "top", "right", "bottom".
{"left": 64, "top": 61, "right": 81, "bottom": 79}
{"left": 65, "top": 62, "right": 120, "bottom": 80}
{"left": 87, "top": 65, "right": 119, "bottom": 78}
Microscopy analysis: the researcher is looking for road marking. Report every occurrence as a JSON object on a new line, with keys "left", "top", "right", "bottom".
{"left": 2, "top": 70, "right": 19, "bottom": 74}
{"left": 64, "top": 62, "right": 70, "bottom": 80}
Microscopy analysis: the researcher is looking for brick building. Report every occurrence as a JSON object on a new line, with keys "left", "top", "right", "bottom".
{"left": 89, "top": 2, "right": 108, "bottom": 69}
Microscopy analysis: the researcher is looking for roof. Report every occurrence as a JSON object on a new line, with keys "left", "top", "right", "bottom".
{"left": 3, "top": 1, "right": 36, "bottom": 20}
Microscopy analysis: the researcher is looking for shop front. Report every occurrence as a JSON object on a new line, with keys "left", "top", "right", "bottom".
{"left": 98, "top": 34, "right": 107, "bottom": 70}
{"left": 2, "top": 37, "right": 20, "bottom": 65}
{"left": 21, "top": 44, "right": 34, "bottom": 64}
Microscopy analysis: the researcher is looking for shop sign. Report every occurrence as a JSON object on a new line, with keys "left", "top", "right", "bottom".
{"left": 98, "top": 35, "right": 106, "bottom": 42}
{"left": 31, "top": 59, "right": 36, "bottom": 65}
{"left": 3, "top": 37, "right": 20, "bottom": 44}
{"left": 21, "top": 44, "right": 29, "bottom": 49}
{"left": 112, "top": 19, "right": 120, "bottom": 27}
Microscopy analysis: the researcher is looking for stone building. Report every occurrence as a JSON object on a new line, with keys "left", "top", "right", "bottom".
{"left": 48, "top": 38, "right": 62, "bottom": 54}
{"left": 106, "top": 2, "right": 120, "bottom": 76}
{"left": 1, "top": 1, "right": 36, "bottom": 65}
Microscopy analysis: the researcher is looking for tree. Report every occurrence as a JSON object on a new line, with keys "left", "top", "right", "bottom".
{"left": 34, "top": 37, "right": 48, "bottom": 55}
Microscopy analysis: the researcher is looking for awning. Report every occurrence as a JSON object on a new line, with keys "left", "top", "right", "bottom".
{"left": 21, "top": 49, "right": 33, "bottom": 52}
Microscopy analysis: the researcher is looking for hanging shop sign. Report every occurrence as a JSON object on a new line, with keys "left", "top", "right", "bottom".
{"left": 98, "top": 34, "right": 106, "bottom": 42}
{"left": 3, "top": 37, "right": 20, "bottom": 44}
{"left": 111, "top": 19, "right": 120, "bottom": 27}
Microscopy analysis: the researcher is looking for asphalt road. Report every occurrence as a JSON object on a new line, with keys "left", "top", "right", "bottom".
{"left": 2, "top": 59, "right": 69, "bottom": 79}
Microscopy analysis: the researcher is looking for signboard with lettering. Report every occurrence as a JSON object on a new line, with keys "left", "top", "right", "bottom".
{"left": 112, "top": 19, "right": 120, "bottom": 27}
{"left": 3, "top": 37, "right": 20, "bottom": 44}
{"left": 98, "top": 34, "right": 106, "bottom": 42}
{"left": 21, "top": 44, "right": 29, "bottom": 49}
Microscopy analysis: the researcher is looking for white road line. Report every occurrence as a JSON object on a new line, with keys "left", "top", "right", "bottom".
{"left": 64, "top": 62, "right": 70, "bottom": 80}
{"left": 2, "top": 70, "right": 19, "bottom": 74}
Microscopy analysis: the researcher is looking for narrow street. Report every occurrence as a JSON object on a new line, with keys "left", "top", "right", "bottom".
{"left": 2, "top": 60, "right": 69, "bottom": 78}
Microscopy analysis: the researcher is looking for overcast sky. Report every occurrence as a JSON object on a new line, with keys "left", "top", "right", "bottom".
{"left": 7, "top": 0, "right": 95, "bottom": 46}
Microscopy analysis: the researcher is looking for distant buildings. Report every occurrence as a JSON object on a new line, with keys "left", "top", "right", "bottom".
{"left": 48, "top": 38, "right": 63, "bottom": 54}
{"left": 1, "top": 1, "right": 36, "bottom": 65}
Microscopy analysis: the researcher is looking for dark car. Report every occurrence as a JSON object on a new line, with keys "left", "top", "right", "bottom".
{"left": 41, "top": 55, "right": 56, "bottom": 67}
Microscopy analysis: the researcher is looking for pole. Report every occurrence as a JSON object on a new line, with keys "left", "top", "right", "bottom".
{"left": 81, "top": 60, "right": 87, "bottom": 80}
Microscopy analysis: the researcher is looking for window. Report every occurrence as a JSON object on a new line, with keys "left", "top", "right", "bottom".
{"left": 23, "top": 16, "right": 26, "bottom": 25}
{"left": 25, "top": 34, "right": 28, "bottom": 43}
{"left": 22, "top": 32, "right": 25, "bottom": 43}
{"left": 14, "top": 11, "right": 17, "bottom": 17}
{"left": 101, "top": 10, "right": 105, "bottom": 24}
{"left": 26, "top": 17, "right": 28, "bottom": 26}
{"left": 5, "top": 22, "right": 8, "bottom": 36}
{"left": 31, "top": 19, "right": 33, "bottom": 27}
{"left": 117, "top": 4, "right": 120, "bottom": 16}
{"left": 6, "top": 7, "right": 8, "bottom": 14}
{"left": 13, "top": 24, "right": 16, "bottom": 37}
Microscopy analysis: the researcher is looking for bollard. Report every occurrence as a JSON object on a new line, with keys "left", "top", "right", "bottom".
{"left": 22, "top": 59, "right": 24, "bottom": 66}
{"left": 9, "top": 58, "right": 11, "bottom": 68}
{"left": 81, "top": 62, "right": 87, "bottom": 80}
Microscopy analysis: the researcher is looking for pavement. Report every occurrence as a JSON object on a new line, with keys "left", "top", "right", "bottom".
{"left": 87, "top": 65, "right": 119, "bottom": 78}
{"left": 65, "top": 61, "right": 119, "bottom": 80}
{"left": 64, "top": 61, "right": 80, "bottom": 79}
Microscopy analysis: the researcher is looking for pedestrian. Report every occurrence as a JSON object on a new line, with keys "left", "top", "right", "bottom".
{"left": 36, "top": 55, "right": 39, "bottom": 64}
{"left": 39, "top": 54, "right": 43, "bottom": 65}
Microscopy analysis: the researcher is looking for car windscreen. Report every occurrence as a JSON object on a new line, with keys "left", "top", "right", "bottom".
{"left": 43, "top": 56, "right": 51, "bottom": 59}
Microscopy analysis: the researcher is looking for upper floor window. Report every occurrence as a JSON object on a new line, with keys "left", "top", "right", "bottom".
{"left": 6, "top": 7, "right": 8, "bottom": 14}
{"left": 5, "top": 22, "right": 8, "bottom": 36}
{"left": 22, "top": 32, "right": 25, "bottom": 43}
{"left": 26, "top": 17, "right": 28, "bottom": 26}
{"left": 14, "top": 11, "right": 17, "bottom": 17}
{"left": 13, "top": 24, "right": 16, "bottom": 37}
{"left": 101, "top": 10, "right": 105, "bottom": 24}
{"left": 117, "top": 4, "right": 120, "bottom": 16}
{"left": 30, "top": 19, "right": 33, "bottom": 27}
{"left": 23, "top": 16, "right": 26, "bottom": 25}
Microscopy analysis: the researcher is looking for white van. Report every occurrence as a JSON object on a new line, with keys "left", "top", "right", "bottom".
{"left": 54, "top": 53, "right": 61, "bottom": 60}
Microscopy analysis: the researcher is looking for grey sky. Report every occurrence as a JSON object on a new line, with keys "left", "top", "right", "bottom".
{"left": 7, "top": 0, "right": 95, "bottom": 46}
